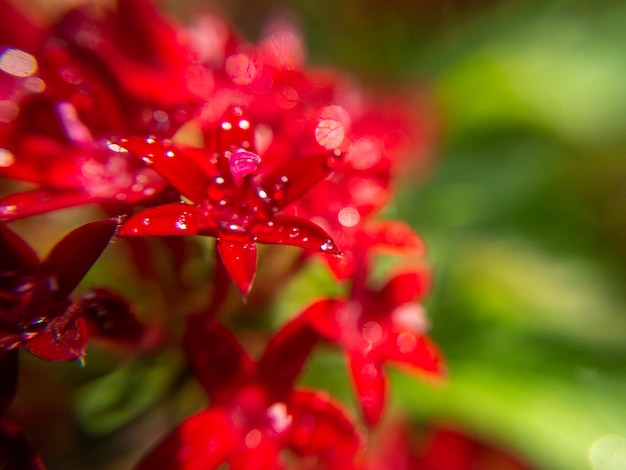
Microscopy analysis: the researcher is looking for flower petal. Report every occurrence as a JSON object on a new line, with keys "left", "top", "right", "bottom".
{"left": 288, "top": 389, "right": 361, "bottom": 466}
{"left": 0, "top": 190, "right": 98, "bottom": 222}
{"left": 42, "top": 219, "right": 118, "bottom": 295}
{"left": 184, "top": 315, "right": 255, "bottom": 402}
{"left": 115, "top": 138, "right": 211, "bottom": 203}
{"left": 258, "top": 314, "right": 319, "bottom": 401}
{"left": 380, "top": 270, "right": 431, "bottom": 306}
{"left": 118, "top": 203, "right": 208, "bottom": 237}
{"left": 24, "top": 310, "right": 87, "bottom": 362}
{"left": 0, "top": 224, "right": 40, "bottom": 274}
{"left": 253, "top": 215, "right": 340, "bottom": 255}
{"left": 364, "top": 220, "right": 425, "bottom": 254}
{"left": 258, "top": 153, "right": 335, "bottom": 211}
{"left": 301, "top": 299, "right": 349, "bottom": 343}
{"left": 347, "top": 352, "right": 387, "bottom": 425}
{"left": 136, "top": 408, "right": 236, "bottom": 470}
{"left": 382, "top": 332, "right": 446, "bottom": 379}
{"left": 216, "top": 239, "right": 257, "bottom": 296}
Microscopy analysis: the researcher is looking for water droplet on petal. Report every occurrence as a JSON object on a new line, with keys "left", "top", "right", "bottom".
{"left": 244, "top": 429, "right": 262, "bottom": 449}
{"left": 141, "top": 155, "right": 154, "bottom": 165}
{"left": 0, "top": 204, "right": 17, "bottom": 218}
{"left": 0, "top": 148, "right": 15, "bottom": 167}
{"left": 315, "top": 105, "right": 350, "bottom": 150}
{"left": 175, "top": 217, "right": 188, "bottom": 230}
{"left": 0, "top": 49, "right": 37, "bottom": 77}
{"left": 396, "top": 332, "right": 418, "bottom": 353}
{"left": 207, "top": 176, "right": 227, "bottom": 202}
{"left": 362, "top": 321, "right": 383, "bottom": 343}
{"left": 288, "top": 227, "right": 300, "bottom": 239}
{"left": 142, "top": 217, "right": 151, "bottom": 226}
{"left": 320, "top": 239, "right": 336, "bottom": 252}
{"left": 267, "top": 402, "right": 292, "bottom": 434}
{"left": 361, "top": 362, "right": 378, "bottom": 379}
{"left": 338, "top": 206, "right": 360, "bottom": 228}
{"left": 225, "top": 52, "right": 257, "bottom": 85}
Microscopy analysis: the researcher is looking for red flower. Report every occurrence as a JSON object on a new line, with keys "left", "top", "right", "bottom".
{"left": 0, "top": 219, "right": 117, "bottom": 361}
{"left": 137, "top": 315, "right": 361, "bottom": 469}
{"left": 0, "top": 0, "right": 202, "bottom": 220}
{"left": 305, "top": 268, "right": 445, "bottom": 425}
{"left": 117, "top": 107, "right": 341, "bottom": 295}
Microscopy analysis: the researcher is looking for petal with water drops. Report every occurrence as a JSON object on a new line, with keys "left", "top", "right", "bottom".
{"left": 118, "top": 203, "right": 208, "bottom": 237}
{"left": 216, "top": 239, "right": 257, "bottom": 296}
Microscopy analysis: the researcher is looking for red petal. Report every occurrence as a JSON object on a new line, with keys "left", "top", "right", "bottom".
{"left": 184, "top": 315, "right": 255, "bottom": 402}
{"left": 258, "top": 153, "right": 333, "bottom": 211}
{"left": 116, "top": 137, "right": 211, "bottom": 202}
{"left": 288, "top": 389, "right": 361, "bottom": 465}
{"left": 348, "top": 352, "right": 387, "bottom": 425}
{"left": 383, "top": 332, "right": 447, "bottom": 379}
{"left": 118, "top": 203, "right": 209, "bottom": 237}
{"left": 253, "top": 215, "right": 340, "bottom": 255}
{"left": 136, "top": 408, "right": 235, "bottom": 470}
{"left": 0, "top": 190, "right": 98, "bottom": 222}
{"left": 43, "top": 219, "right": 118, "bottom": 295}
{"left": 24, "top": 312, "right": 87, "bottom": 362}
{"left": 301, "top": 299, "right": 348, "bottom": 343}
{"left": 0, "top": 224, "right": 40, "bottom": 274}
{"left": 216, "top": 239, "right": 257, "bottom": 296}
{"left": 380, "top": 270, "right": 431, "bottom": 306}
{"left": 364, "top": 221, "right": 425, "bottom": 254}
{"left": 258, "top": 315, "right": 319, "bottom": 401}
{"left": 229, "top": 437, "right": 282, "bottom": 470}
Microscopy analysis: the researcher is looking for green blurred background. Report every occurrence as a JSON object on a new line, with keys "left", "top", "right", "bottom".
{"left": 16, "top": 0, "right": 626, "bottom": 468}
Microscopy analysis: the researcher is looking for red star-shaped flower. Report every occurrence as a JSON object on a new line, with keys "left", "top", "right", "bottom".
{"left": 304, "top": 268, "right": 446, "bottom": 425}
{"left": 137, "top": 314, "right": 361, "bottom": 469}
{"left": 0, "top": 219, "right": 117, "bottom": 361}
{"left": 117, "top": 107, "right": 341, "bottom": 295}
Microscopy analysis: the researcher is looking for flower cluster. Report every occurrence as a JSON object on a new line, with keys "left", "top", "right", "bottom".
{"left": 0, "top": 0, "right": 444, "bottom": 467}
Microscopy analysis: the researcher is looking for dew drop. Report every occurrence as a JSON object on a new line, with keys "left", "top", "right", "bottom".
{"left": 207, "top": 176, "right": 227, "bottom": 202}
{"left": 0, "top": 48, "right": 37, "bottom": 77}
{"left": 141, "top": 155, "right": 154, "bottom": 165}
{"left": 396, "top": 332, "right": 418, "bottom": 354}
{"left": 0, "top": 204, "right": 17, "bottom": 218}
{"left": 337, "top": 206, "right": 360, "bottom": 228}
{"left": 361, "top": 362, "right": 378, "bottom": 380}
{"left": 0, "top": 148, "right": 15, "bottom": 167}
{"left": 142, "top": 217, "right": 151, "bottom": 226}
{"left": 165, "top": 150, "right": 175, "bottom": 158}
{"left": 288, "top": 227, "right": 300, "bottom": 238}
{"left": 267, "top": 402, "right": 292, "bottom": 433}
{"left": 244, "top": 429, "right": 262, "bottom": 449}
{"left": 221, "top": 121, "right": 233, "bottom": 131}
{"left": 145, "top": 136, "right": 156, "bottom": 145}
{"left": 362, "top": 321, "right": 383, "bottom": 343}
{"left": 320, "top": 239, "right": 336, "bottom": 252}
{"left": 175, "top": 217, "right": 188, "bottom": 230}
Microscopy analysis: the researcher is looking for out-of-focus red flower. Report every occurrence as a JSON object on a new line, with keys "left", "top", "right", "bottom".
{"left": 305, "top": 268, "right": 445, "bottom": 425}
{"left": 0, "top": 0, "right": 203, "bottom": 220}
{"left": 0, "top": 219, "right": 116, "bottom": 361}
{"left": 137, "top": 315, "right": 361, "bottom": 469}
{"left": 117, "top": 106, "right": 341, "bottom": 295}
{"left": 362, "top": 420, "right": 535, "bottom": 470}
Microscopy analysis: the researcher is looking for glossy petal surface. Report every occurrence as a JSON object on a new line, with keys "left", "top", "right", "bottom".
{"left": 216, "top": 239, "right": 257, "bottom": 296}
{"left": 43, "top": 219, "right": 118, "bottom": 295}
{"left": 119, "top": 204, "right": 208, "bottom": 237}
